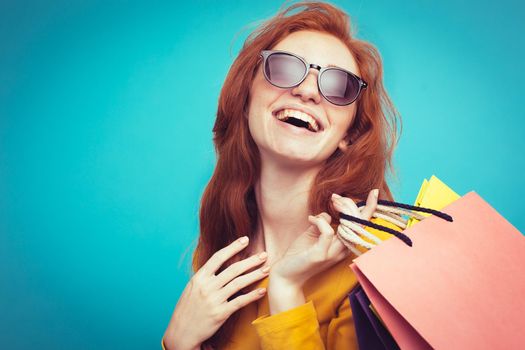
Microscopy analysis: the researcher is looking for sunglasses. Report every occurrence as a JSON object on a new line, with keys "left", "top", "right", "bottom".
{"left": 260, "top": 50, "right": 368, "bottom": 106}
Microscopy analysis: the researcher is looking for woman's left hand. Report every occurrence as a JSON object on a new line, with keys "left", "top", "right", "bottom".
{"left": 270, "top": 189, "right": 379, "bottom": 288}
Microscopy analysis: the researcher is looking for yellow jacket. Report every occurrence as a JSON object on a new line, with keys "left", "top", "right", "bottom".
{"left": 225, "top": 253, "right": 359, "bottom": 349}
{"left": 162, "top": 218, "right": 394, "bottom": 350}
{"left": 162, "top": 254, "right": 357, "bottom": 350}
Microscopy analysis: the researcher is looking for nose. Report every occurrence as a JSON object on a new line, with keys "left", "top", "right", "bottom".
{"left": 290, "top": 66, "right": 322, "bottom": 104}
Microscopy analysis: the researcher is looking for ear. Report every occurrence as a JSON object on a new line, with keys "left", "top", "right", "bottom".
{"left": 338, "top": 134, "right": 351, "bottom": 152}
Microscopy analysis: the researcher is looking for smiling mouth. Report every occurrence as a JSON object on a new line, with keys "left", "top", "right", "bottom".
{"left": 273, "top": 109, "right": 321, "bottom": 132}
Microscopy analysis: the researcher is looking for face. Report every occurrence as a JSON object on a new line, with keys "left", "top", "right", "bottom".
{"left": 246, "top": 30, "right": 361, "bottom": 168}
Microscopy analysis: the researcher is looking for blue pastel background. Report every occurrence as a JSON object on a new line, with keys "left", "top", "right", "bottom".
{"left": 1, "top": 0, "right": 524, "bottom": 349}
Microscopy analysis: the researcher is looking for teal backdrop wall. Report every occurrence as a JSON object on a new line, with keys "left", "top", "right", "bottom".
{"left": 1, "top": 0, "right": 524, "bottom": 349}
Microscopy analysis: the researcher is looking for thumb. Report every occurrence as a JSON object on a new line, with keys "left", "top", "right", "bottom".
{"left": 360, "top": 189, "right": 379, "bottom": 220}
{"left": 308, "top": 213, "right": 334, "bottom": 255}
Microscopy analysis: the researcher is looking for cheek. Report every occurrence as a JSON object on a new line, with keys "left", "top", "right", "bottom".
{"left": 249, "top": 79, "right": 284, "bottom": 113}
{"left": 332, "top": 108, "right": 356, "bottom": 135}
{"left": 247, "top": 80, "right": 273, "bottom": 127}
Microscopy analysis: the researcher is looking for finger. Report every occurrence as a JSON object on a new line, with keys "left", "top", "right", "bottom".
{"left": 213, "top": 251, "right": 268, "bottom": 289}
{"left": 303, "top": 223, "right": 321, "bottom": 237}
{"left": 360, "top": 189, "right": 379, "bottom": 220}
{"left": 200, "top": 236, "right": 250, "bottom": 276}
{"left": 317, "top": 212, "right": 332, "bottom": 224}
{"left": 335, "top": 248, "right": 351, "bottom": 262}
{"left": 328, "top": 231, "right": 348, "bottom": 256}
{"left": 224, "top": 287, "right": 267, "bottom": 316}
{"left": 218, "top": 265, "right": 270, "bottom": 302}
{"left": 308, "top": 213, "right": 334, "bottom": 255}
{"left": 332, "top": 198, "right": 361, "bottom": 224}
{"left": 304, "top": 212, "right": 332, "bottom": 238}
{"left": 331, "top": 193, "right": 360, "bottom": 217}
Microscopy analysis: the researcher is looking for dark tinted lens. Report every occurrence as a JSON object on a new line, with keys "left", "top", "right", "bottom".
{"left": 265, "top": 53, "right": 306, "bottom": 87}
{"left": 320, "top": 68, "right": 361, "bottom": 105}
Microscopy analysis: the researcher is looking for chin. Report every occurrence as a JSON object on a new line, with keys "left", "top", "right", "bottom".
{"left": 270, "top": 149, "right": 324, "bottom": 168}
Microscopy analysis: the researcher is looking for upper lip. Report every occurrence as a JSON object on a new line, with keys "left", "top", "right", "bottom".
{"left": 272, "top": 103, "right": 325, "bottom": 131}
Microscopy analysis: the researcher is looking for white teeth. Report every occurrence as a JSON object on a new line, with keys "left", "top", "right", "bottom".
{"left": 275, "top": 109, "right": 319, "bottom": 132}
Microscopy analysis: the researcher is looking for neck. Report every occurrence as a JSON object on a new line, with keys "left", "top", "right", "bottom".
{"left": 253, "top": 158, "right": 321, "bottom": 263}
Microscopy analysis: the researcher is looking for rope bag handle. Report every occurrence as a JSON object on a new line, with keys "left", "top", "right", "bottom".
{"left": 337, "top": 199, "right": 453, "bottom": 256}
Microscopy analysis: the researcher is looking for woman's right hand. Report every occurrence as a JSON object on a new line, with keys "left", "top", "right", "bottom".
{"left": 163, "top": 236, "right": 270, "bottom": 350}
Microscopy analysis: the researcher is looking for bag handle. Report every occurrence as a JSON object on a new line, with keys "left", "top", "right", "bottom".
{"left": 337, "top": 199, "right": 453, "bottom": 254}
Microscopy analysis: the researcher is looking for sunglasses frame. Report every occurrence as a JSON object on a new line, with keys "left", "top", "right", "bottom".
{"left": 259, "top": 49, "right": 368, "bottom": 106}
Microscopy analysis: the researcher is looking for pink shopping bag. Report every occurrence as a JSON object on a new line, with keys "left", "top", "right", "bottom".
{"left": 350, "top": 191, "right": 525, "bottom": 350}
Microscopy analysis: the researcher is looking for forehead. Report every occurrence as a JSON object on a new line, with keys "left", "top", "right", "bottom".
{"left": 271, "top": 30, "right": 359, "bottom": 74}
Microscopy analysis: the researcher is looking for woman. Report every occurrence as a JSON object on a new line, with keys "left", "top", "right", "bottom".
{"left": 163, "top": 1, "right": 400, "bottom": 349}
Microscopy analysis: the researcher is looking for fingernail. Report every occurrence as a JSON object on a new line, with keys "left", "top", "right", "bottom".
{"left": 258, "top": 251, "right": 267, "bottom": 260}
{"left": 261, "top": 266, "right": 270, "bottom": 273}
{"left": 373, "top": 189, "right": 379, "bottom": 198}
{"left": 257, "top": 288, "right": 267, "bottom": 294}
{"left": 239, "top": 236, "right": 249, "bottom": 244}
{"left": 332, "top": 193, "right": 342, "bottom": 199}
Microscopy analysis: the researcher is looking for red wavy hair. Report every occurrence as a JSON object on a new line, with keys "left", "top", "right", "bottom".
{"left": 193, "top": 1, "right": 401, "bottom": 348}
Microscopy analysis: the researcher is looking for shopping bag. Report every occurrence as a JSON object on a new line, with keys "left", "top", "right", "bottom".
{"left": 345, "top": 175, "right": 458, "bottom": 349}
{"left": 348, "top": 284, "right": 400, "bottom": 350}
{"left": 406, "top": 175, "right": 460, "bottom": 228}
{"left": 350, "top": 191, "right": 525, "bottom": 349}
